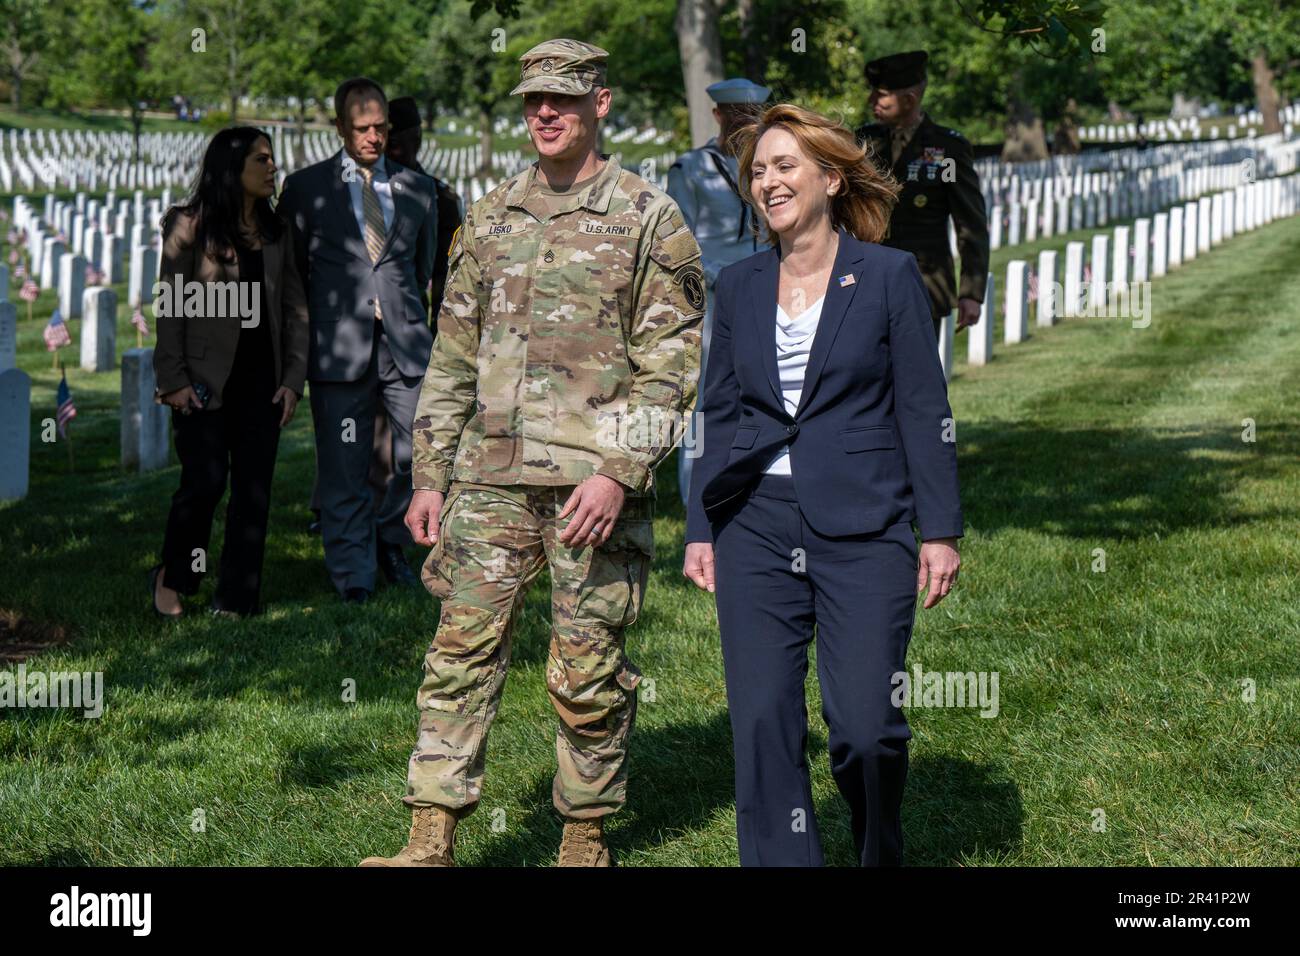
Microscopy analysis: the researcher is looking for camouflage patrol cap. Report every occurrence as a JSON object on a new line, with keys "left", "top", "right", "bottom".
{"left": 510, "top": 39, "right": 609, "bottom": 96}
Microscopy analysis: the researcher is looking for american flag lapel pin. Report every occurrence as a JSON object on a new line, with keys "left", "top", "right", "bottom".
{"left": 839, "top": 273, "right": 856, "bottom": 287}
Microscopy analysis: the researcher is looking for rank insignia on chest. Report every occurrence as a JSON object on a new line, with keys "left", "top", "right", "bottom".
{"left": 907, "top": 160, "right": 921, "bottom": 182}
{"left": 914, "top": 194, "right": 928, "bottom": 208}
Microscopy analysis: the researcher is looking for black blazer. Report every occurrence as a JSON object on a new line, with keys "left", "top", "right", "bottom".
{"left": 684, "top": 227, "right": 963, "bottom": 543}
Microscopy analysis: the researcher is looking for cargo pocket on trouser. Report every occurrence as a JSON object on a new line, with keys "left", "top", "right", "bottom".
{"left": 420, "top": 486, "right": 464, "bottom": 599}
{"left": 571, "top": 509, "right": 655, "bottom": 631}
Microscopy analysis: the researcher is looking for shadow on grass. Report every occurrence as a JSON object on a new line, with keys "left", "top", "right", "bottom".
{"left": 957, "top": 420, "right": 1300, "bottom": 538}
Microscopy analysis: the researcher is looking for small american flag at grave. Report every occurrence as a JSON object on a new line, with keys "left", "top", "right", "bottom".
{"left": 44, "top": 310, "right": 71, "bottom": 350}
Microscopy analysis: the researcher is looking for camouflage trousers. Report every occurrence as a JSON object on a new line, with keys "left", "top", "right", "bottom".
{"left": 405, "top": 481, "right": 654, "bottom": 820}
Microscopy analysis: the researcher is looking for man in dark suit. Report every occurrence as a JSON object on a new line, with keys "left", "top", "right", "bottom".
{"left": 279, "top": 77, "right": 437, "bottom": 602}
{"left": 384, "top": 96, "right": 463, "bottom": 317}
{"left": 855, "top": 51, "right": 989, "bottom": 340}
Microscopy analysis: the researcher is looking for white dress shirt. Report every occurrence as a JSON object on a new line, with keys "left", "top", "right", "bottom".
{"left": 347, "top": 156, "right": 395, "bottom": 237}
{"left": 763, "top": 294, "right": 825, "bottom": 475}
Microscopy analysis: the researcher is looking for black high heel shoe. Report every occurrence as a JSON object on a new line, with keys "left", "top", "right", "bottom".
{"left": 149, "top": 564, "right": 183, "bottom": 620}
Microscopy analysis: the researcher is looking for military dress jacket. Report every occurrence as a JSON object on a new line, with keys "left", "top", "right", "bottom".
{"left": 856, "top": 114, "right": 989, "bottom": 317}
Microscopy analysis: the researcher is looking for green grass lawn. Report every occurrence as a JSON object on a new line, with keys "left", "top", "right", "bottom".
{"left": 1, "top": 199, "right": 1297, "bottom": 867}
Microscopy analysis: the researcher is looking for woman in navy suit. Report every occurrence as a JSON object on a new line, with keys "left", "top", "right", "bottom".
{"left": 684, "top": 104, "right": 964, "bottom": 866}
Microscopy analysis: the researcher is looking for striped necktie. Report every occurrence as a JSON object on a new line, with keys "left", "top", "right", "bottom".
{"left": 358, "top": 164, "right": 387, "bottom": 319}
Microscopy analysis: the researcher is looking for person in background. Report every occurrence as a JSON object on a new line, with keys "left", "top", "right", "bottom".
{"left": 667, "top": 77, "right": 769, "bottom": 504}
{"left": 854, "top": 51, "right": 989, "bottom": 341}
{"left": 304, "top": 95, "right": 464, "bottom": 541}
{"left": 150, "top": 127, "right": 309, "bottom": 619}
{"left": 278, "top": 77, "right": 438, "bottom": 604}
{"left": 384, "top": 96, "right": 464, "bottom": 315}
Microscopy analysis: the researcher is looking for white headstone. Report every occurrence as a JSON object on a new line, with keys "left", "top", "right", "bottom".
{"left": 40, "top": 237, "right": 65, "bottom": 289}
{"left": 81, "top": 286, "right": 118, "bottom": 372}
{"left": 121, "top": 347, "right": 170, "bottom": 472}
{"left": 129, "top": 244, "right": 158, "bottom": 309}
{"left": 1036, "top": 249, "right": 1057, "bottom": 327}
{"left": 58, "top": 253, "right": 87, "bottom": 318}
{"left": 1182, "top": 201, "right": 1198, "bottom": 261}
{"left": 968, "top": 272, "right": 995, "bottom": 366}
{"left": 1064, "top": 241, "right": 1085, "bottom": 317}
{"left": 1004, "top": 260, "right": 1030, "bottom": 344}
{"left": 1089, "top": 234, "right": 1109, "bottom": 314}
{"left": 1168, "top": 207, "right": 1183, "bottom": 268}
{"left": 103, "top": 234, "right": 126, "bottom": 284}
{"left": 1197, "top": 196, "right": 1211, "bottom": 252}
{"left": 1133, "top": 218, "right": 1151, "bottom": 282}
{"left": 1111, "top": 225, "right": 1130, "bottom": 291}
{"left": 0, "top": 367, "right": 31, "bottom": 501}
{"left": 937, "top": 309, "right": 954, "bottom": 381}
{"left": 0, "top": 263, "right": 8, "bottom": 303}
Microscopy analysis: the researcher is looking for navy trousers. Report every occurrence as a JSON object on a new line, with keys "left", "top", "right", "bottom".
{"left": 712, "top": 473, "right": 919, "bottom": 866}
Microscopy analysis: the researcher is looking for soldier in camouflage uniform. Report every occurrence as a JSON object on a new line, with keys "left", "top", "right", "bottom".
{"left": 359, "top": 39, "right": 704, "bottom": 868}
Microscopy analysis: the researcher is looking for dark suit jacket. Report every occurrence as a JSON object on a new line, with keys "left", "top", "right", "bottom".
{"left": 153, "top": 209, "right": 309, "bottom": 410}
{"left": 276, "top": 151, "right": 437, "bottom": 383}
{"left": 855, "top": 114, "right": 989, "bottom": 318}
{"left": 684, "top": 228, "right": 963, "bottom": 544}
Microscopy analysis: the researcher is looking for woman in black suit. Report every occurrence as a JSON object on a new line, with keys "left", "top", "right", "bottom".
{"left": 150, "top": 127, "right": 309, "bottom": 619}
{"left": 683, "top": 104, "right": 964, "bottom": 866}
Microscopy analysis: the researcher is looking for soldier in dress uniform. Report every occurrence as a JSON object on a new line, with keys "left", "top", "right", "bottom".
{"left": 359, "top": 39, "right": 703, "bottom": 869}
{"left": 668, "top": 77, "right": 768, "bottom": 503}
{"left": 854, "top": 50, "right": 989, "bottom": 340}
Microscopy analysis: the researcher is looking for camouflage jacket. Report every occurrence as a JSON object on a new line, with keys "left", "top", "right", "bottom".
{"left": 411, "top": 156, "right": 705, "bottom": 495}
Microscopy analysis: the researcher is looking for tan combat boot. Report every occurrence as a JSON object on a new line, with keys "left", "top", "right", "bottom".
{"left": 557, "top": 818, "right": 613, "bottom": 867}
{"left": 359, "top": 806, "right": 458, "bottom": 867}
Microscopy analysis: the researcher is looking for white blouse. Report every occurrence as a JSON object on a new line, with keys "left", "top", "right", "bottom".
{"left": 763, "top": 294, "right": 825, "bottom": 475}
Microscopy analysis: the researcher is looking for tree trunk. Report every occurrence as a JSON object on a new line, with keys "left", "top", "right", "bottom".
{"left": 1251, "top": 49, "right": 1282, "bottom": 135}
{"left": 737, "top": 0, "right": 765, "bottom": 82}
{"left": 1002, "top": 75, "right": 1049, "bottom": 163}
{"left": 478, "top": 106, "right": 493, "bottom": 175}
{"left": 676, "top": 0, "right": 725, "bottom": 148}
{"left": 426, "top": 97, "right": 437, "bottom": 133}
{"left": 11, "top": 70, "right": 21, "bottom": 111}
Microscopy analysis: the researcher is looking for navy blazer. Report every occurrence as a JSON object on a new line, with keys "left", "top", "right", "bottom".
{"left": 684, "top": 227, "right": 963, "bottom": 543}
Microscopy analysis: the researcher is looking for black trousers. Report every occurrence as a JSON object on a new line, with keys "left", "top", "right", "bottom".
{"left": 712, "top": 473, "right": 919, "bottom": 866}
{"left": 160, "top": 384, "right": 282, "bottom": 615}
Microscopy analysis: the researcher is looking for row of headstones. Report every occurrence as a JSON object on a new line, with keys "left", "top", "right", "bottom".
{"left": 0, "top": 150, "right": 192, "bottom": 195}
{"left": 978, "top": 134, "right": 1296, "bottom": 218}
{"left": 0, "top": 284, "right": 120, "bottom": 373}
{"left": 986, "top": 158, "right": 1265, "bottom": 250}
{"left": 1081, "top": 103, "right": 1300, "bottom": 141}
{"left": 976, "top": 131, "right": 1297, "bottom": 209}
{"left": 0, "top": 290, "right": 170, "bottom": 501}
{"left": 938, "top": 175, "right": 1300, "bottom": 377}
{"left": 12, "top": 192, "right": 164, "bottom": 313}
